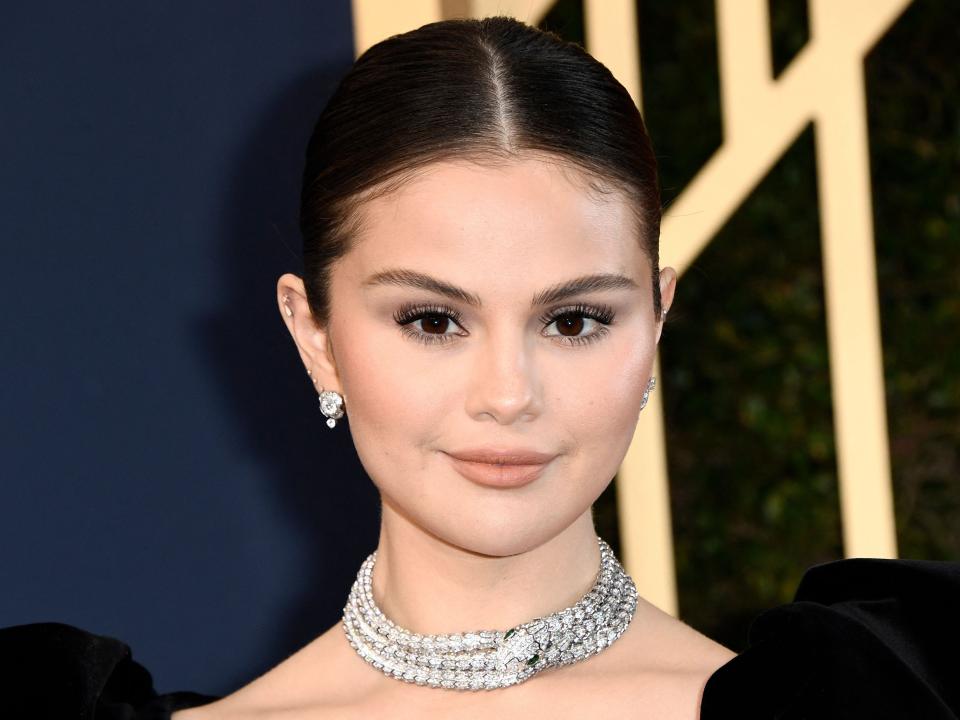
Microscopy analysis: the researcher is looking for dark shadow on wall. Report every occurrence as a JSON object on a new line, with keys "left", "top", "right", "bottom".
{"left": 191, "top": 63, "right": 381, "bottom": 691}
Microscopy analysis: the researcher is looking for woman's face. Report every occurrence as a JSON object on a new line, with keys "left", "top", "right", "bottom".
{"left": 283, "top": 156, "right": 675, "bottom": 557}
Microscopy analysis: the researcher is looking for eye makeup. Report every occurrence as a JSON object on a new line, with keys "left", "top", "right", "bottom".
{"left": 392, "top": 301, "right": 617, "bottom": 348}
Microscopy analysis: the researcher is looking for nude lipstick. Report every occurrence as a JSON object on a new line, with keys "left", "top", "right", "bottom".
{"left": 443, "top": 447, "right": 556, "bottom": 489}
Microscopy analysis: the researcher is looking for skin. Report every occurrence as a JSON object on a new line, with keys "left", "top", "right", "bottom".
{"left": 174, "top": 156, "right": 735, "bottom": 719}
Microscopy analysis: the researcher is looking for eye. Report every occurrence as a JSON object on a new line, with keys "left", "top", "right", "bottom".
{"left": 540, "top": 303, "right": 616, "bottom": 346}
{"left": 393, "top": 301, "right": 617, "bottom": 347}
{"left": 393, "top": 303, "right": 466, "bottom": 346}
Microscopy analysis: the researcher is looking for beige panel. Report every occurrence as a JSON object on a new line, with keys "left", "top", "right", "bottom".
{"left": 584, "top": 0, "right": 641, "bottom": 109}
{"left": 471, "top": 0, "right": 555, "bottom": 23}
{"left": 717, "top": 0, "right": 772, "bottom": 137}
{"left": 809, "top": 0, "right": 907, "bottom": 558}
{"left": 351, "top": 0, "right": 441, "bottom": 58}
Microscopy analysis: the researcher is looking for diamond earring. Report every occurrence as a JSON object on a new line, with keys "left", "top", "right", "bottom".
{"left": 639, "top": 376, "right": 656, "bottom": 411}
{"left": 319, "top": 389, "right": 345, "bottom": 428}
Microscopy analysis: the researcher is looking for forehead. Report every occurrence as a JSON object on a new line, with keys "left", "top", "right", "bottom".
{"left": 345, "top": 157, "right": 645, "bottom": 286}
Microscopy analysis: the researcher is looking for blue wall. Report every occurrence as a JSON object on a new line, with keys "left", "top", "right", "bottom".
{"left": 0, "top": 1, "right": 381, "bottom": 696}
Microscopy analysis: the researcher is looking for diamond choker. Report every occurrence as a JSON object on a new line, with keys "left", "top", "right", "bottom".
{"left": 341, "top": 535, "right": 638, "bottom": 691}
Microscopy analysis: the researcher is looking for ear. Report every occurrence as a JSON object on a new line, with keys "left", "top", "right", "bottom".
{"left": 655, "top": 266, "right": 677, "bottom": 346}
{"left": 276, "top": 273, "right": 342, "bottom": 394}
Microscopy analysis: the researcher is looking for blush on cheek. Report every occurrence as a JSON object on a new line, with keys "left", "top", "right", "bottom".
{"left": 584, "top": 354, "right": 652, "bottom": 439}
{"left": 335, "top": 330, "right": 446, "bottom": 475}
{"left": 335, "top": 324, "right": 407, "bottom": 413}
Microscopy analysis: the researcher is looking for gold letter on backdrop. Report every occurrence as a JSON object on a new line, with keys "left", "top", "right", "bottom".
{"left": 350, "top": 0, "right": 913, "bottom": 617}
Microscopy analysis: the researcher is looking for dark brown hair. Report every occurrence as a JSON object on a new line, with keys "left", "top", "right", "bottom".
{"left": 300, "top": 15, "right": 662, "bottom": 328}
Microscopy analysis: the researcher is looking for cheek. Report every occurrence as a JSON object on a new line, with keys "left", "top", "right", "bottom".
{"left": 554, "top": 333, "right": 653, "bottom": 463}
{"left": 333, "top": 319, "right": 444, "bottom": 480}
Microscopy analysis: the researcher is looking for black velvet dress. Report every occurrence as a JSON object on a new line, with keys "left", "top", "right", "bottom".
{"left": 3, "top": 557, "right": 958, "bottom": 719}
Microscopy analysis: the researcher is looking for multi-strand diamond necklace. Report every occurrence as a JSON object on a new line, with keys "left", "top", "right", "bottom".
{"left": 341, "top": 535, "right": 638, "bottom": 691}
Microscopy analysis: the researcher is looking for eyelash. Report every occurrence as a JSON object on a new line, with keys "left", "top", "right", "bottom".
{"left": 392, "top": 302, "right": 616, "bottom": 347}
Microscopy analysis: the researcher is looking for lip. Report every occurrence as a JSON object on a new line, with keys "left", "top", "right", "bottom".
{"left": 445, "top": 447, "right": 558, "bottom": 465}
{"left": 443, "top": 448, "right": 556, "bottom": 489}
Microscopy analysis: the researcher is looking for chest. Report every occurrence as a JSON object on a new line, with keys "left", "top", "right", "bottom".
{"left": 326, "top": 669, "right": 704, "bottom": 720}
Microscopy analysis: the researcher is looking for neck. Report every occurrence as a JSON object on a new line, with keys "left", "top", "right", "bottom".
{"left": 371, "top": 499, "right": 602, "bottom": 634}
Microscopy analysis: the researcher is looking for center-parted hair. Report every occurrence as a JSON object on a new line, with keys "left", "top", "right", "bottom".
{"left": 300, "top": 15, "right": 662, "bottom": 329}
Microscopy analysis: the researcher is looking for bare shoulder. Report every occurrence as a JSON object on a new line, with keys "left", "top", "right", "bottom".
{"left": 562, "top": 595, "right": 737, "bottom": 719}
{"left": 628, "top": 595, "right": 738, "bottom": 670}
{"left": 171, "top": 619, "right": 372, "bottom": 720}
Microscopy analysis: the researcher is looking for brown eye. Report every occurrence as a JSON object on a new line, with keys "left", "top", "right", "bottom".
{"left": 555, "top": 314, "right": 584, "bottom": 336}
{"left": 394, "top": 303, "right": 466, "bottom": 346}
{"left": 541, "top": 303, "right": 616, "bottom": 347}
{"left": 420, "top": 314, "right": 451, "bottom": 334}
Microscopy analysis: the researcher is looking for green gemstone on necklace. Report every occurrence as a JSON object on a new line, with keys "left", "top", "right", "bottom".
{"left": 505, "top": 628, "right": 516, "bottom": 639}
{"left": 526, "top": 654, "right": 540, "bottom": 666}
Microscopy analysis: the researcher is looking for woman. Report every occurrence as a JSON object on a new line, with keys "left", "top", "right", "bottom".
{"left": 3, "top": 15, "right": 958, "bottom": 719}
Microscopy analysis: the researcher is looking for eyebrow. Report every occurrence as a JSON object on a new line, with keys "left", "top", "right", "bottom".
{"left": 363, "top": 267, "right": 639, "bottom": 309}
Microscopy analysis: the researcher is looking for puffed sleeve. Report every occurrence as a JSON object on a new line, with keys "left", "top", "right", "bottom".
{"left": 0, "top": 621, "right": 221, "bottom": 719}
{"left": 699, "top": 557, "right": 960, "bottom": 719}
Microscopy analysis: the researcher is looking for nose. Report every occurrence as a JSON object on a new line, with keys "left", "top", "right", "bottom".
{"left": 465, "top": 325, "right": 542, "bottom": 425}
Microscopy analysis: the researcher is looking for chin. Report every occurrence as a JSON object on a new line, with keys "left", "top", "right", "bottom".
{"left": 424, "top": 511, "right": 580, "bottom": 559}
